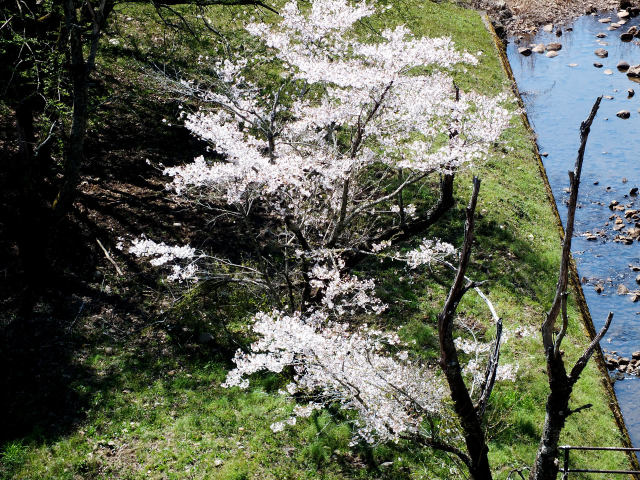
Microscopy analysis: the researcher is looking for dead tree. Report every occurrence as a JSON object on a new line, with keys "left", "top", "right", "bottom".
{"left": 436, "top": 176, "right": 503, "bottom": 480}
{"left": 529, "top": 96, "right": 613, "bottom": 480}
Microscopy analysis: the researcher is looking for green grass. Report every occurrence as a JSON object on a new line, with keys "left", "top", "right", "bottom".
{"left": 1, "top": 0, "right": 633, "bottom": 479}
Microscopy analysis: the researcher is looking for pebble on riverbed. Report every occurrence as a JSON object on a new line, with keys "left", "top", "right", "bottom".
{"left": 595, "top": 48, "right": 609, "bottom": 57}
{"left": 617, "top": 110, "right": 631, "bottom": 119}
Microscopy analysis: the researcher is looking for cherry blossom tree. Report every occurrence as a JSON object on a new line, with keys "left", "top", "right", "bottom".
{"left": 130, "top": 0, "right": 518, "bottom": 477}
{"left": 156, "top": 0, "right": 513, "bottom": 307}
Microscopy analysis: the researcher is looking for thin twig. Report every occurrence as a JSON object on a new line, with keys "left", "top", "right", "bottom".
{"left": 96, "top": 238, "right": 123, "bottom": 275}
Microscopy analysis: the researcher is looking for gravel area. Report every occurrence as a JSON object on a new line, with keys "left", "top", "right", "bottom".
{"left": 473, "top": 0, "right": 626, "bottom": 35}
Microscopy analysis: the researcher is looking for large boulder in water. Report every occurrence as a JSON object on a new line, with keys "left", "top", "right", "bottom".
{"left": 627, "top": 65, "right": 640, "bottom": 78}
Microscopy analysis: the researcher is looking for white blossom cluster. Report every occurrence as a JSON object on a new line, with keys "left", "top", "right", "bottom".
{"left": 309, "top": 256, "right": 387, "bottom": 315}
{"left": 405, "top": 239, "right": 457, "bottom": 268}
{"left": 128, "top": 237, "right": 199, "bottom": 282}
{"left": 166, "top": 0, "right": 513, "bottom": 254}
{"left": 222, "top": 309, "right": 447, "bottom": 444}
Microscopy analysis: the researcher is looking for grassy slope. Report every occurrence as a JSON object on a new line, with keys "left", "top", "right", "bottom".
{"left": 0, "top": 1, "right": 632, "bottom": 479}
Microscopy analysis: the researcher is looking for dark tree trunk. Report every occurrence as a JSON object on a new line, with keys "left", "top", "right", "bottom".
{"left": 437, "top": 177, "right": 493, "bottom": 480}
{"left": 529, "top": 356, "right": 571, "bottom": 480}
{"left": 53, "top": 0, "right": 90, "bottom": 214}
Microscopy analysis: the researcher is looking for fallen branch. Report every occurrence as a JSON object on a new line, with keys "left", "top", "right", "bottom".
{"left": 96, "top": 238, "right": 123, "bottom": 276}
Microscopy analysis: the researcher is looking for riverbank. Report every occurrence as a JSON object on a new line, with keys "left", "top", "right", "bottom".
{"left": 470, "top": 0, "right": 625, "bottom": 35}
{"left": 0, "top": 1, "right": 634, "bottom": 478}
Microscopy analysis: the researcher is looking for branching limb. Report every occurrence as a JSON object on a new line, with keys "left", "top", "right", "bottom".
{"left": 475, "top": 318, "right": 502, "bottom": 419}
{"left": 541, "top": 95, "right": 601, "bottom": 356}
{"left": 407, "top": 434, "right": 473, "bottom": 470}
{"left": 568, "top": 312, "right": 613, "bottom": 385}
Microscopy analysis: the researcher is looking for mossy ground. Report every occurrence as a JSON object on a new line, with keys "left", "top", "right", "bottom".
{"left": 0, "top": 1, "right": 633, "bottom": 479}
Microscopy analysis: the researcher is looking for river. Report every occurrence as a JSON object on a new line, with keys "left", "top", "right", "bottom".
{"left": 506, "top": 12, "right": 640, "bottom": 446}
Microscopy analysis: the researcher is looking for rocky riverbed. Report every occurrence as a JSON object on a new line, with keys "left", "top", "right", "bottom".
{"left": 476, "top": 0, "right": 627, "bottom": 36}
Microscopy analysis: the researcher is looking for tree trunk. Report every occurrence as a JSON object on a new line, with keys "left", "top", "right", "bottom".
{"left": 53, "top": 0, "right": 90, "bottom": 214}
{"left": 439, "top": 337, "right": 493, "bottom": 480}
{"left": 529, "top": 356, "right": 571, "bottom": 480}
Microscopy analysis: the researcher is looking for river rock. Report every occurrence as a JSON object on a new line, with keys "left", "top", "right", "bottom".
{"left": 633, "top": 292, "right": 640, "bottom": 302}
{"left": 595, "top": 284, "right": 605, "bottom": 293}
{"left": 546, "top": 42, "right": 562, "bottom": 51}
{"left": 634, "top": 351, "right": 640, "bottom": 360}
{"left": 532, "top": 43, "right": 545, "bottom": 53}
{"left": 596, "top": 32, "right": 607, "bottom": 37}
{"left": 627, "top": 65, "right": 640, "bottom": 77}
{"left": 618, "top": 61, "right": 630, "bottom": 71}
{"left": 627, "top": 26, "right": 639, "bottom": 36}
{"left": 543, "top": 23, "right": 554, "bottom": 32}
{"left": 568, "top": 63, "right": 578, "bottom": 67}
{"left": 604, "top": 69, "right": 614, "bottom": 75}
{"left": 617, "top": 110, "right": 631, "bottom": 119}
{"left": 621, "top": 32, "right": 634, "bottom": 41}
{"left": 618, "top": 18, "right": 628, "bottom": 24}
{"left": 606, "top": 355, "right": 619, "bottom": 369}
{"left": 619, "top": 357, "right": 631, "bottom": 366}
{"left": 618, "top": 10, "right": 630, "bottom": 18}
{"left": 604, "top": 95, "right": 614, "bottom": 99}
{"left": 594, "top": 62, "right": 604, "bottom": 68}
{"left": 546, "top": 51, "right": 559, "bottom": 58}
{"left": 636, "top": 274, "right": 640, "bottom": 284}
{"left": 518, "top": 47, "right": 532, "bottom": 56}
{"left": 630, "top": 187, "right": 639, "bottom": 195}
{"left": 595, "top": 48, "right": 609, "bottom": 57}
{"left": 629, "top": 88, "right": 636, "bottom": 97}
{"left": 599, "top": 17, "right": 612, "bottom": 22}
{"left": 556, "top": 29, "right": 563, "bottom": 37}
{"left": 618, "top": 284, "right": 630, "bottom": 294}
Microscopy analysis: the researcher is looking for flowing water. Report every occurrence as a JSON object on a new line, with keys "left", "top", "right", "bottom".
{"left": 506, "top": 13, "right": 640, "bottom": 445}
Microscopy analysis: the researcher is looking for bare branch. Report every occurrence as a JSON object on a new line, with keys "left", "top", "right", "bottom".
{"left": 408, "top": 434, "right": 473, "bottom": 470}
{"left": 541, "top": 95, "right": 601, "bottom": 356}
{"left": 476, "top": 318, "right": 503, "bottom": 419}
{"left": 569, "top": 312, "right": 613, "bottom": 385}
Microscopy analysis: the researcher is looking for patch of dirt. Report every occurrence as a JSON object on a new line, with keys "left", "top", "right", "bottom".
{"left": 474, "top": 0, "right": 628, "bottom": 35}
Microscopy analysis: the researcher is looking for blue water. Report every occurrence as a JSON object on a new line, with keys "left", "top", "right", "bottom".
{"left": 507, "top": 13, "right": 640, "bottom": 445}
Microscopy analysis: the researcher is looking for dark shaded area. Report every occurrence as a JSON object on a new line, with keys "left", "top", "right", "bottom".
{"left": 0, "top": 58, "right": 219, "bottom": 445}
